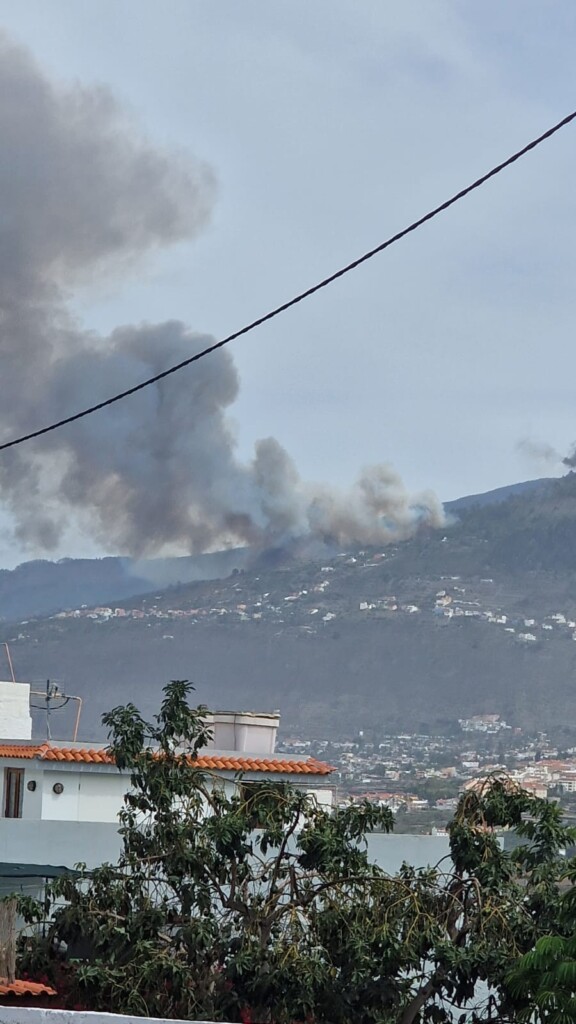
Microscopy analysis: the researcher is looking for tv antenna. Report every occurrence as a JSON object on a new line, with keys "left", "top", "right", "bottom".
{"left": 30, "top": 680, "right": 83, "bottom": 742}
{"left": 2, "top": 641, "right": 83, "bottom": 741}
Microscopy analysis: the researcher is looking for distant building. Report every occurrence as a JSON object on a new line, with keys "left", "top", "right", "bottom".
{"left": 458, "top": 714, "right": 510, "bottom": 734}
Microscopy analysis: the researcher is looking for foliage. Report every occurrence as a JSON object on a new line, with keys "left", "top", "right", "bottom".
{"left": 507, "top": 842, "right": 576, "bottom": 1023}
{"left": 12, "top": 684, "right": 576, "bottom": 1023}
{"left": 508, "top": 935, "right": 576, "bottom": 1024}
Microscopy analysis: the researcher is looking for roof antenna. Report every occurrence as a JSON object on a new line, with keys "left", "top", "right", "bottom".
{"left": 46, "top": 679, "right": 55, "bottom": 741}
{"left": 2, "top": 645, "right": 84, "bottom": 741}
{"left": 29, "top": 683, "right": 83, "bottom": 742}
{"left": 1, "top": 642, "right": 16, "bottom": 683}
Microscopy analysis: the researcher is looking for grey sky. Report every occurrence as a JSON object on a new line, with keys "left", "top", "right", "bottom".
{"left": 0, "top": 1, "right": 575, "bottom": 566}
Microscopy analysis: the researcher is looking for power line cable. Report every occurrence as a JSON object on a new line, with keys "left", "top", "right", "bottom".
{"left": 1, "top": 108, "right": 575, "bottom": 454}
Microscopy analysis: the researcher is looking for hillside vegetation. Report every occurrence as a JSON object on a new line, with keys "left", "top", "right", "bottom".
{"left": 4, "top": 473, "right": 576, "bottom": 740}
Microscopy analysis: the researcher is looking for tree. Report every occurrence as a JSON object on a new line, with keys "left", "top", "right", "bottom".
{"left": 13, "top": 683, "right": 576, "bottom": 1023}
{"left": 507, "top": 850, "right": 576, "bottom": 1023}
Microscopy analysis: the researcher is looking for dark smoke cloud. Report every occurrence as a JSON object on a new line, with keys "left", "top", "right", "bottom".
{"left": 0, "top": 35, "right": 443, "bottom": 558}
{"left": 562, "top": 444, "right": 576, "bottom": 470}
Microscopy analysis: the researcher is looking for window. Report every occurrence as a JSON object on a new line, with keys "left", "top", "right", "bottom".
{"left": 3, "top": 768, "right": 24, "bottom": 818}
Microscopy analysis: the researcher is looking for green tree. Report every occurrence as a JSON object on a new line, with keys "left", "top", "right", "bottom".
{"left": 507, "top": 850, "right": 576, "bottom": 1022}
{"left": 13, "top": 684, "right": 576, "bottom": 1023}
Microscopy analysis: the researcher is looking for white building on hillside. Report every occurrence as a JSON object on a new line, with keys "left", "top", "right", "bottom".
{"left": 0, "top": 678, "right": 334, "bottom": 888}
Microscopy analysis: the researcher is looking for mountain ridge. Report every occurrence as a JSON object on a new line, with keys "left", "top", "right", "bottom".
{"left": 3, "top": 473, "right": 576, "bottom": 742}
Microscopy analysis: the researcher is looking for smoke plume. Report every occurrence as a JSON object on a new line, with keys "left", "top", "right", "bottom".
{"left": 0, "top": 35, "right": 443, "bottom": 559}
{"left": 562, "top": 445, "right": 576, "bottom": 470}
{"left": 517, "top": 439, "right": 576, "bottom": 473}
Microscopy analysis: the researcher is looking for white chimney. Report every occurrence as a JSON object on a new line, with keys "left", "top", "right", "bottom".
{"left": 206, "top": 711, "right": 280, "bottom": 754}
{"left": 0, "top": 680, "right": 32, "bottom": 739}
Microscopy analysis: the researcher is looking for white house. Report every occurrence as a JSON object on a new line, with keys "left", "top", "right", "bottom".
{"left": 0, "top": 679, "right": 334, "bottom": 885}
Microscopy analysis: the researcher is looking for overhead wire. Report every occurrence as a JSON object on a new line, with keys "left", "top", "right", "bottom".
{"left": 0, "top": 108, "right": 575, "bottom": 454}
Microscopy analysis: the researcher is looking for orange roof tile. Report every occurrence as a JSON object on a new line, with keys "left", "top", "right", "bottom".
{"left": 41, "top": 747, "right": 114, "bottom": 764}
{"left": 0, "top": 743, "right": 333, "bottom": 775}
{"left": 194, "top": 754, "right": 334, "bottom": 775}
{"left": 0, "top": 744, "right": 46, "bottom": 759}
{"left": 0, "top": 980, "right": 57, "bottom": 997}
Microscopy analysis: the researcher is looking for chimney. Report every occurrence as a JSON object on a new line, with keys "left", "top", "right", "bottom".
{"left": 206, "top": 711, "right": 281, "bottom": 754}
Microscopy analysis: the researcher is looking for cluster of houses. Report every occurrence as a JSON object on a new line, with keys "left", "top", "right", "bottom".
{"left": 336, "top": 756, "right": 576, "bottom": 812}
{"left": 281, "top": 717, "right": 576, "bottom": 813}
{"left": 464, "top": 759, "right": 576, "bottom": 801}
{"left": 24, "top": 553, "right": 576, "bottom": 655}
{"left": 458, "top": 714, "right": 511, "bottom": 733}
{"left": 361, "top": 585, "right": 576, "bottom": 646}
{"left": 43, "top": 565, "right": 342, "bottom": 628}
{"left": 346, "top": 753, "right": 576, "bottom": 817}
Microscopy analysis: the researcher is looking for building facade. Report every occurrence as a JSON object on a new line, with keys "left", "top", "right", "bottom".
{"left": 0, "top": 679, "right": 334, "bottom": 883}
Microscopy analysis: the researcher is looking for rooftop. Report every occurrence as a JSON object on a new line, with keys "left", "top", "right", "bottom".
{"left": 0, "top": 742, "right": 334, "bottom": 775}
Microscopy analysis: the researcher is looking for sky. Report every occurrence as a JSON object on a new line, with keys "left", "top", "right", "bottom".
{"left": 0, "top": 1, "right": 575, "bottom": 567}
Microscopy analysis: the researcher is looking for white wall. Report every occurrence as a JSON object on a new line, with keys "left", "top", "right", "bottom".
{"left": 0, "top": 1009, "right": 217, "bottom": 1024}
{"left": 77, "top": 772, "right": 126, "bottom": 823}
{"left": 31, "top": 766, "right": 330, "bottom": 824}
{"left": 207, "top": 712, "right": 279, "bottom": 754}
{"left": 0, "top": 820, "right": 122, "bottom": 870}
{"left": 42, "top": 771, "right": 79, "bottom": 821}
{"left": 306, "top": 787, "right": 333, "bottom": 808}
{"left": 0, "top": 681, "right": 32, "bottom": 739}
{"left": 41, "top": 771, "right": 125, "bottom": 823}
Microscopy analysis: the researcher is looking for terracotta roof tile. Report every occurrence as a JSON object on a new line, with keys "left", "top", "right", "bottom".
{"left": 40, "top": 747, "right": 115, "bottom": 764}
{"left": 0, "top": 744, "right": 46, "bottom": 759}
{"left": 0, "top": 744, "right": 333, "bottom": 776}
{"left": 0, "top": 980, "right": 57, "bottom": 997}
{"left": 192, "top": 754, "right": 336, "bottom": 774}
